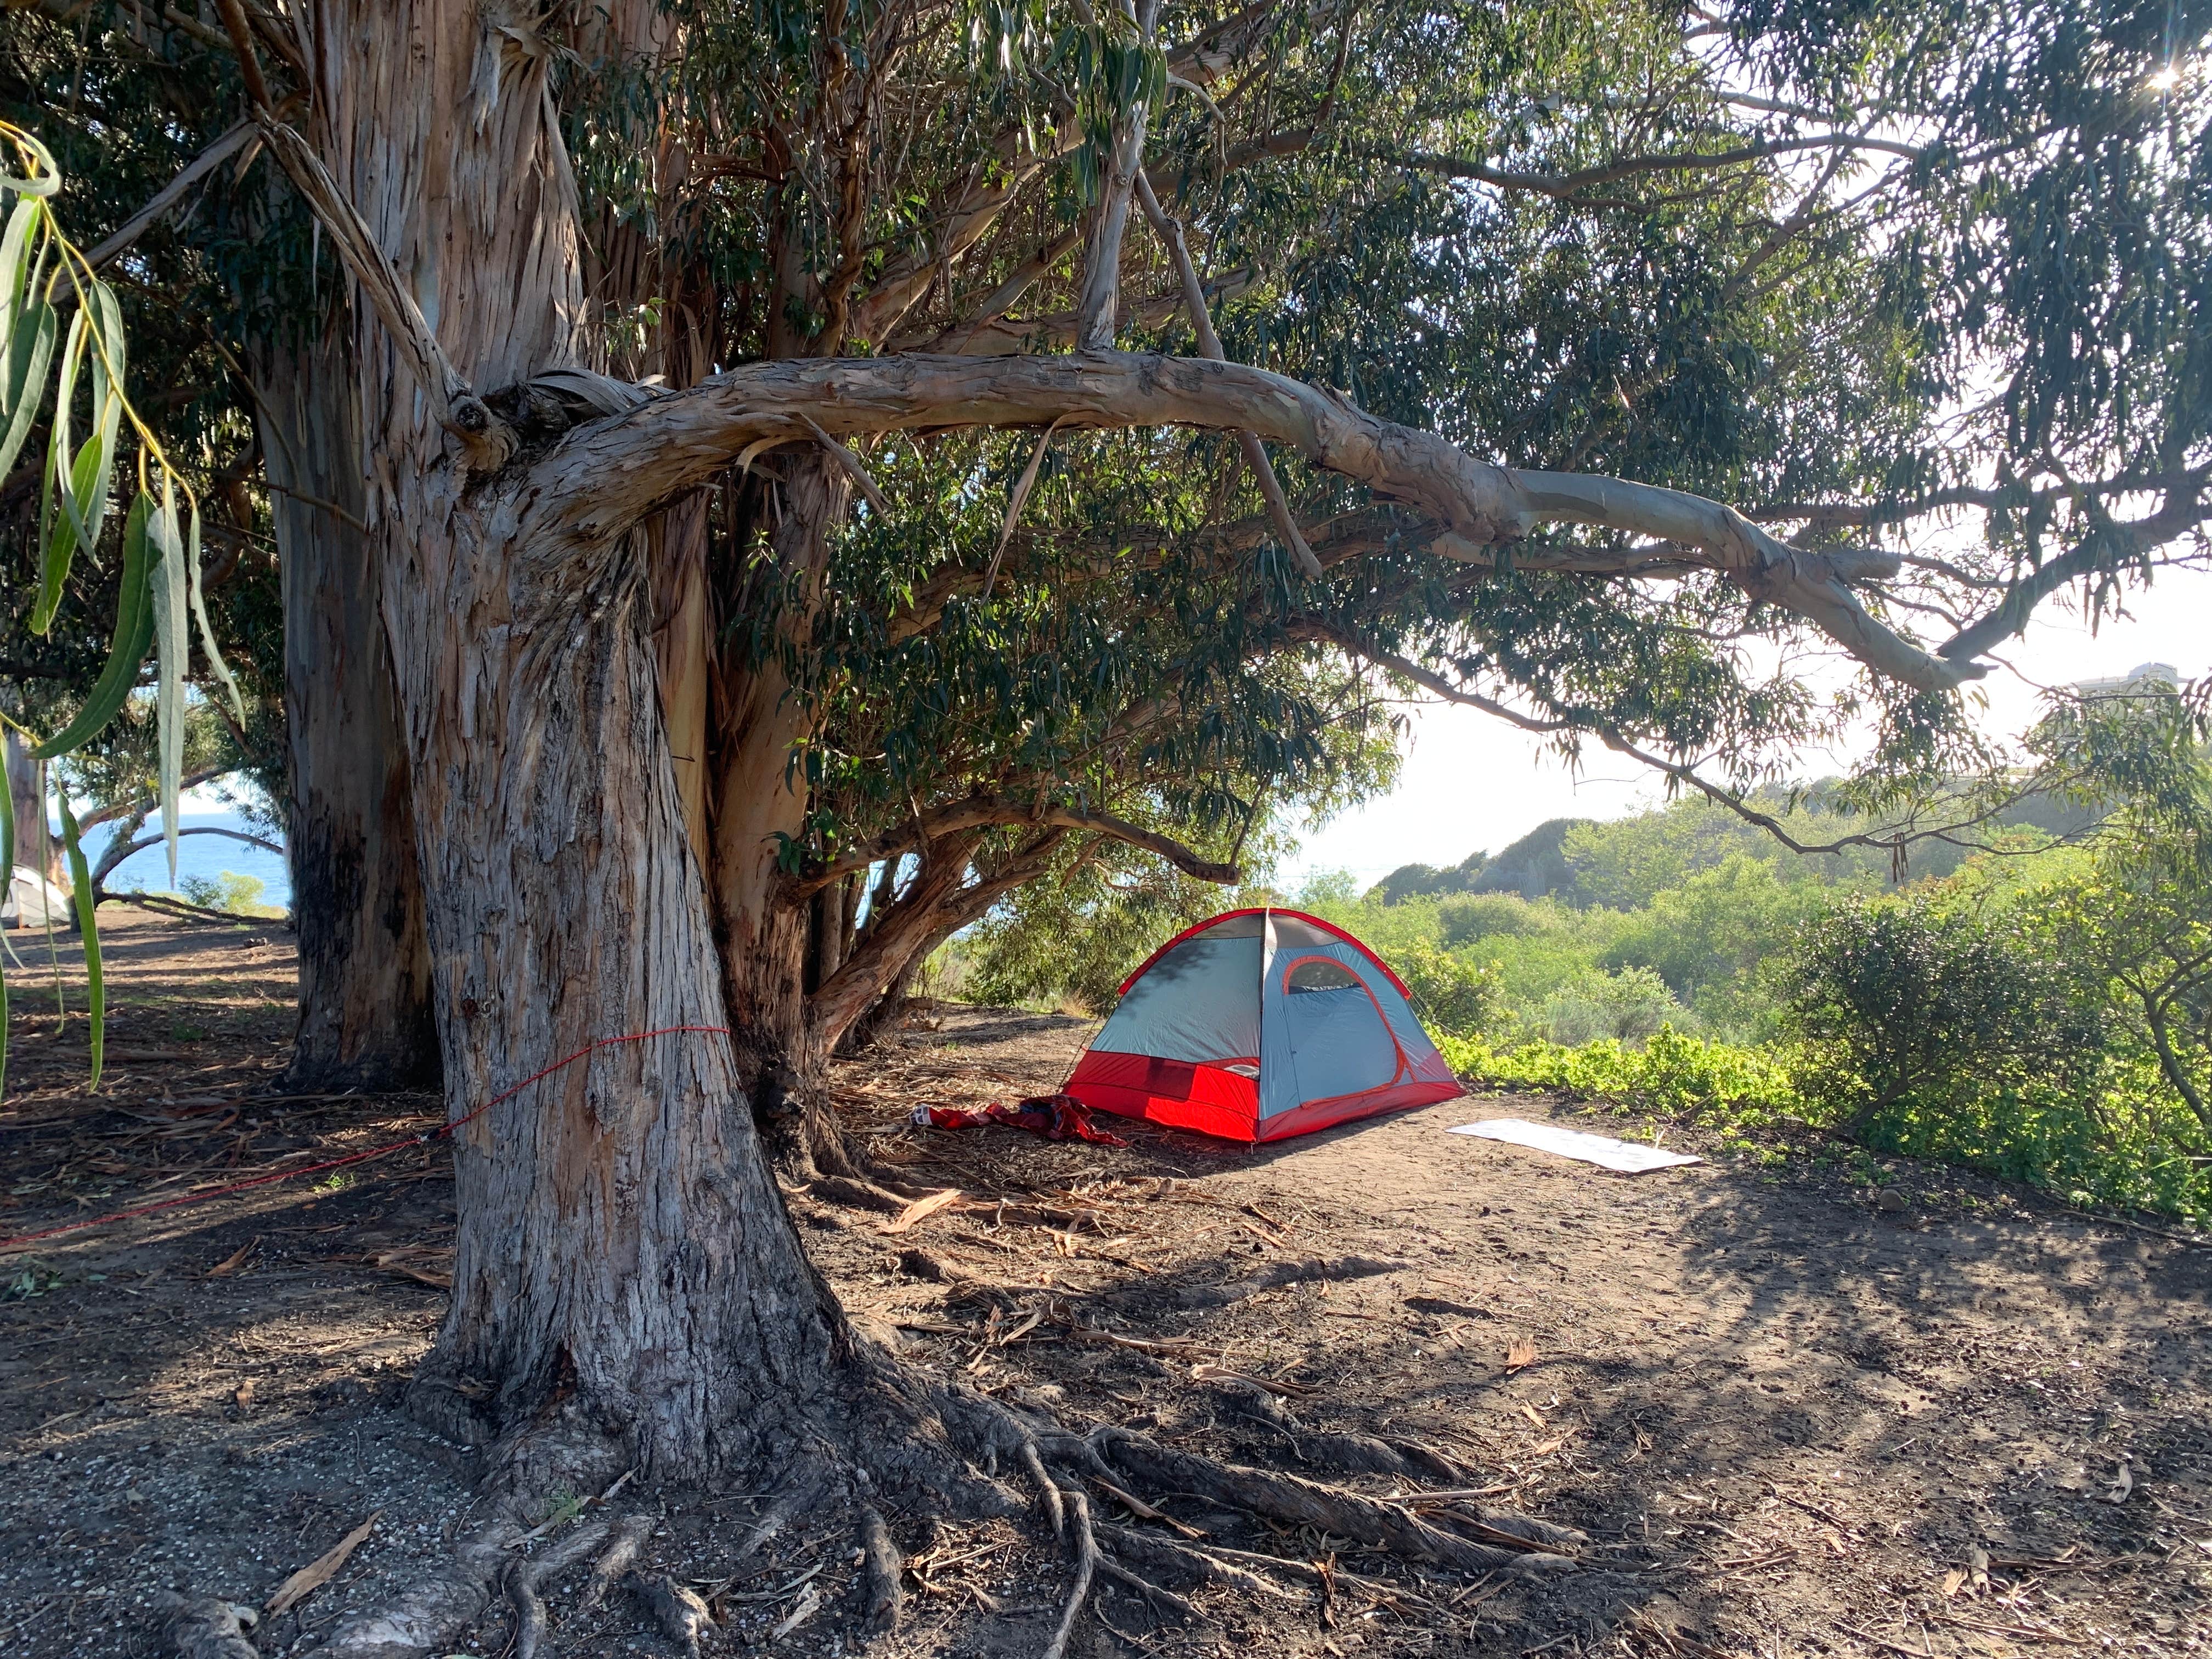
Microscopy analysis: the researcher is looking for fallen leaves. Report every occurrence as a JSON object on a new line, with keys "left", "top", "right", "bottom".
{"left": 204, "top": 1237, "right": 258, "bottom": 1278}
{"left": 881, "top": 1188, "right": 963, "bottom": 1234}
{"left": 265, "top": 1511, "right": 379, "bottom": 1615}
{"left": 1503, "top": 1336, "right": 1537, "bottom": 1373}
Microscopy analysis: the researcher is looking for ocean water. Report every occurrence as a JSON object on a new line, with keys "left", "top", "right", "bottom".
{"left": 94, "top": 810, "right": 293, "bottom": 913}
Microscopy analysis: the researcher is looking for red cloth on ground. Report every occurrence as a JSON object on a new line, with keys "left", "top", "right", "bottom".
{"left": 910, "top": 1093, "right": 1128, "bottom": 1147}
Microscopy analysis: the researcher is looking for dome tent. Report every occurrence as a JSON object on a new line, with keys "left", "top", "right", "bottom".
{"left": 1063, "top": 909, "right": 1462, "bottom": 1142}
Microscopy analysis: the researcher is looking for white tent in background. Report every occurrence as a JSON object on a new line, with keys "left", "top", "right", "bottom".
{"left": 3, "top": 865, "right": 74, "bottom": 931}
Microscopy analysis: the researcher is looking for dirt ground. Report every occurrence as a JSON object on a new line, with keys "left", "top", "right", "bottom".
{"left": 2, "top": 910, "right": 2208, "bottom": 1659}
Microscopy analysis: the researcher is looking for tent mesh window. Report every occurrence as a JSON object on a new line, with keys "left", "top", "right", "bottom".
{"left": 1284, "top": 957, "right": 1363, "bottom": 994}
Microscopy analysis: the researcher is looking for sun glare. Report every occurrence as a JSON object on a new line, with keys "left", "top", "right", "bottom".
{"left": 2148, "top": 64, "right": 2182, "bottom": 91}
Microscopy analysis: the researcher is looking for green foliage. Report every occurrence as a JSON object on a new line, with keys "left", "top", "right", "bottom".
{"left": 1438, "top": 893, "right": 1556, "bottom": 947}
{"left": 1393, "top": 942, "right": 1504, "bottom": 1040}
{"left": 177, "top": 870, "right": 281, "bottom": 919}
{"left": 961, "top": 818, "right": 1291, "bottom": 1015}
{"left": 1440, "top": 1027, "right": 1804, "bottom": 1146}
{"left": 1782, "top": 896, "right": 2106, "bottom": 1132}
{"left": 1537, "top": 966, "right": 1688, "bottom": 1047}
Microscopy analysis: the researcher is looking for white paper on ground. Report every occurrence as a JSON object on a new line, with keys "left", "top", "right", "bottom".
{"left": 1448, "top": 1118, "right": 1702, "bottom": 1173}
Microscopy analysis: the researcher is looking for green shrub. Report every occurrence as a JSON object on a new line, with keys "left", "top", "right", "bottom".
{"left": 178, "top": 871, "right": 284, "bottom": 918}
{"left": 1782, "top": 895, "right": 2102, "bottom": 1133}
{"left": 1438, "top": 1026, "right": 1803, "bottom": 1138}
{"left": 1438, "top": 892, "right": 1554, "bottom": 946}
{"left": 1537, "top": 966, "right": 1685, "bottom": 1047}
{"left": 1395, "top": 941, "right": 1504, "bottom": 1039}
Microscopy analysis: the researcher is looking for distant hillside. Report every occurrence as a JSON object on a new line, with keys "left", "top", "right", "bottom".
{"left": 1367, "top": 848, "right": 1489, "bottom": 905}
{"left": 1365, "top": 819, "right": 1592, "bottom": 905}
{"left": 1362, "top": 786, "right": 2112, "bottom": 909}
{"left": 1466, "top": 819, "right": 1593, "bottom": 899}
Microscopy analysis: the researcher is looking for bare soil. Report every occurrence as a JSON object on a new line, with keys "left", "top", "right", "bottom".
{"left": 2, "top": 911, "right": 2208, "bottom": 1659}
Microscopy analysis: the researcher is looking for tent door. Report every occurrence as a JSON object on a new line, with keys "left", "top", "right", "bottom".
{"left": 1274, "top": 954, "right": 1403, "bottom": 1107}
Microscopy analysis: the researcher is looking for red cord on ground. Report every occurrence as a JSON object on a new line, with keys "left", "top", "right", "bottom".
{"left": 0, "top": 1024, "right": 730, "bottom": 1255}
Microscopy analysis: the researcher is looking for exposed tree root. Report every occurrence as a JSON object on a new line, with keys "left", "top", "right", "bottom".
{"left": 507, "top": 1518, "right": 611, "bottom": 1659}
{"left": 857, "top": 1505, "right": 905, "bottom": 1634}
{"left": 244, "top": 1324, "right": 1582, "bottom": 1658}
{"left": 1093, "top": 1521, "right": 1302, "bottom": 1600}
{"left": 1041, "top": 1486, "right": 1099, "bottom": 1659}
{"left": 1083, "top": 1425, "right": 1580, "bottom": 1573}
{"left": 627, "top": 1571, "right": 716, "bottom": 1658}
{"left": 578, "top": 1513, "right": 654, "bottom": 1612}
{"left": 313, "top": 1522, "right": 520, "bottom": 1659}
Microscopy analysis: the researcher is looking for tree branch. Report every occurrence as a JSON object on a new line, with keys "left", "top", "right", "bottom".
{"left": 527, "top": 350, "right": 1979, "bottom": 691}
{"left": 249, "top": 119, "right": 510, "bottom": 460}
{"left": 1074, "top": 0, "right": 1163, "bottom": 353}
{"left": 1390, "top": 131, "right": 1927, "bottom": 202}
{"left": 86, "top": 122, "right": 257, "bottom": 270}
{"left": 74, "top": 766, "right": 238, "bottom": 834}
{"left": 787, "top": 791, "right": 1237, "bottom": 897}
{"left": 1134, "top": 171, "right": 1321, "bottom": 579}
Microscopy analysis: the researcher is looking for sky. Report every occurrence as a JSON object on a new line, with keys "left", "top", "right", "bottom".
{"left": 1282, "top": 562, "right": 2212, "bottom": 893}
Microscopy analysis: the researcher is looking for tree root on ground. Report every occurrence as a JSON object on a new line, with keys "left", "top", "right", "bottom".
{"left": 167, "top": 1324, "right": 1581, "bottom": 1658}
{"left": 857, "top": 1504, "right": 905, "bottom": 1633}
{"left": 507, "top": 1517, "right": 611, "bottom": 1659}
{"left": 627, "top": 1571, "right": 715, "bottom": 1658}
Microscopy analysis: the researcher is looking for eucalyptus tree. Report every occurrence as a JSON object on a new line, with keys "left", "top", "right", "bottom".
{"left": 21, "top": 0, "right": 2211, "bottom": 1647}
{"left": 2, "top": 10, "right": 436, "bottom": 1089}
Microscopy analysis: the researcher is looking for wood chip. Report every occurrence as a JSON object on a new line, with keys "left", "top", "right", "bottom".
{"left": 265, "top": 1512, "right": 380, "bottom": 1615}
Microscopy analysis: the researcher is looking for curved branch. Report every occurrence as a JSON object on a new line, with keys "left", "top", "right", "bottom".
{"left": 74, "top": 766, "right": 239, "bottom": 834}
{"left": 93, "top": 824, "right": 284, "bottom": 887}
{"left": 787, "top": 791, "right": 1237, "bottom": 898}
{"left": 527, "top": 350, "right": 1977, "bottom": 691}
{"left": 1312, "top": 623, "right": 2062, "bottom": 865}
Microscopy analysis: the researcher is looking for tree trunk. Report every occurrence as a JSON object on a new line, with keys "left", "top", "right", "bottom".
{"left": 4, "top": 727, "right": 54, "bottom": 882}
{"left": 259, "top": 327, "right": 439, "bottom": 1091}
{"left": 315, "top": 0, "right": 850, "bottom": 1479}
{"left": 704, "top": 458, "right": 850, "bottom": 1081}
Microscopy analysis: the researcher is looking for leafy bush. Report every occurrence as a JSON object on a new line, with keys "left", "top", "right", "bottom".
{"left": 178, "top": 871, "right": 284, "bottom": 918}
{"left": 1438, "top": 892, "right": 1555, "bottom": 947}
{"left": 1537, "top": 966, "right": 1685, "bottom": 1047}
{"left": 1394, "top": 942, "right": 1504, "bottom": 1039}
{"left": 1782, "top": 896, "right": 2102, "bottom": 1132}
{"left": 1438, "top": 1026, "right": 1802, "bottom": 1136}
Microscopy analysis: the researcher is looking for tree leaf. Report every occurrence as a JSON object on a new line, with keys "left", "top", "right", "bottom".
{"left": 54, "top": 789, "right": 102, "bottom": 1091}
{"left": 150, "top": 480, "right": 188, "bottom": 885}
{"left": 32, "top": 491, "right": 156, "bottom": 759}
{"left": 0, "top": 127, "right": 61, "bottom": 198}
{"left": 186, "top": 499, "right": 246, "bottom": 725}
{"left": 0, "top": 195, "right": 40, "bottom": 320}
{"left": 0, "top": 297, "right": 56, "bottom": 481}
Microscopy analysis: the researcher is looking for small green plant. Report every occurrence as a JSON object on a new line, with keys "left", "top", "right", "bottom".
{"left": 5, "top": 1260, "right": 65, "bottom": 1300}
{"left": 312, "top": 1172, "right": 356, "bottom": 1193}
{"left": 1537, "top": 967, "right": 1686, "bottom": 1047}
